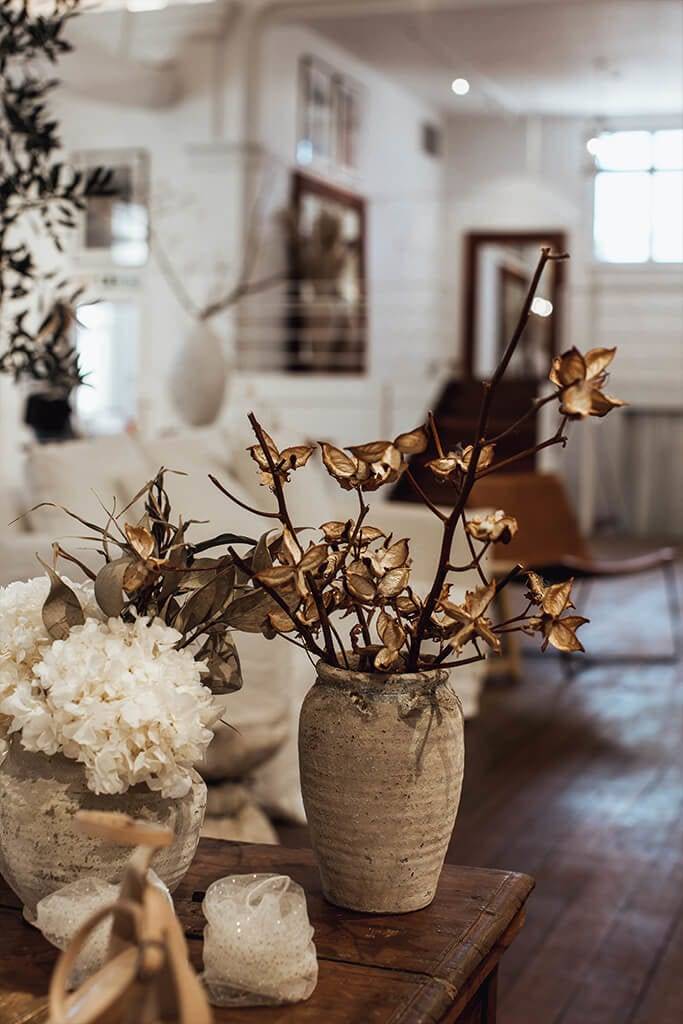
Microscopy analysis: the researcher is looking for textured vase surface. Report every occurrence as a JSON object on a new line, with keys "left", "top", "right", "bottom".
{"left": 169, "top": 322, "right": 228, "bottom": 427}
{"left": 298, "top": 662, "right": 465, "bottom": 913}
{"left": 0, "top": 740, "right": 207, "bottom": 918}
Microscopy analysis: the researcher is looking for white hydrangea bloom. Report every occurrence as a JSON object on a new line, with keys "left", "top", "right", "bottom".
{"left": 0, "top": 577, "right": 98, "bottom": 748}
{"left": 27, "top": 616, "right": 216, "bottom": 797}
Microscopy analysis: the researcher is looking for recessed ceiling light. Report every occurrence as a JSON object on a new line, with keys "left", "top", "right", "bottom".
{"left": 451, "top": 78, "right": 470, "bottom": 96}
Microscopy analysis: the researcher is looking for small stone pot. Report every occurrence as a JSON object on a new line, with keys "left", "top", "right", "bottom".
{"left": 298, "top": 661, "right": 464, "bottom": 913}
{"left": 0, "top": 740, "right": 207, "bottom": 919}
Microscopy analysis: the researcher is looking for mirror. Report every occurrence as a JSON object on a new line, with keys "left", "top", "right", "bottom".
{"left": 463, "top": 231, "right": 567, "bottom": 380}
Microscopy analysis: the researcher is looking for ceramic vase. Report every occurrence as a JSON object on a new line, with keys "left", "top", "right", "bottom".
{"left": 169, "top": 321, "right": 228, "bottom": 427}
{"left": 0, "top": 739, "right": 207, "bottom": 920}
{"left": 298, "top": 661, "right": 465, "bottom": 913}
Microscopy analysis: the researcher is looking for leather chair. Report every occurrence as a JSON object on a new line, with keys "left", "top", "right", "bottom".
{"left": 469, "top": 472, "right": 680, "bottom": 675}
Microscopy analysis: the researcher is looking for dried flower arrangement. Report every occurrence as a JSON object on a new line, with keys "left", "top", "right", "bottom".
{"left": 205, "top": 248, "right": 624, "bottom": 674}
{"left": 0, "top": 471, "right": 254, "bottom": 795}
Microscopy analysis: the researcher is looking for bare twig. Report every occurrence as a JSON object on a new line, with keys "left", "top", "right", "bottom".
{"left": 248, "top": 412, "right": 297, "bottom": 537}
{"left": 209, "top": 473, "right": 280, "bottom": 520}
{"left": 486, "top": 390, "right": 559, "bottom": 445}
{"left": 460, "top": 512, "right": 489, "bottom": 585}
{"left": 306, "top": 571, "right": 336, "bottom": 663}
{"left": 200, "top": 272, "right": 284, "bottom": 322}
{"left": 428, "top": 410, "right": 445, "bottom": 457}
{"left": 476, "top": 430, "right": 567, "bottom": 479}
{"left": 404, "top": 468, "right": 448, "bottom": 522}
{"left": 407, "top": 248, "right": 567, "bottom": 670}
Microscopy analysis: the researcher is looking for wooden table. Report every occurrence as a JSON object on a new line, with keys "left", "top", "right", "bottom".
{"left": 0, "top": 840, "right": 533, "bottom": 1023}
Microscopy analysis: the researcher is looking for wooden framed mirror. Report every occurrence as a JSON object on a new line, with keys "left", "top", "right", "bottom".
{"left": 463, "top": 230, "right": 567, "bottom": 380}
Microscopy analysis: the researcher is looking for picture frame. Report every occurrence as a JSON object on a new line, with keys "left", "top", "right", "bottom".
{"left": 297, "top": 56, "right": 362, "bottom": 174}
{"left": 286, "top": 171, "right": 366, "bottom": 375}
{"left": 72, "top": 147, "right": 150, "bottom": 269}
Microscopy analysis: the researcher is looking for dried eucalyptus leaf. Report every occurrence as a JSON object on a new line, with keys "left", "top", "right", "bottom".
{"left": 94, "top": 558, "right": 131, "bottom": 617}
{"left": 191, "top": 533, "right": 256, "bottom": 556}
{"left": 178, "top": 558, "right": 221, "bottom": 591}
{"left": 252, "top": 531, "right": 274, "bottom": 573}
{"left": 199, "top": 635, "right": 243, "bottom": 694}
{"left": 174, "top": 582, "right": 219, "bottom": 634}
{"left": 224, "top": 589, "right": 277, "bottom": 632}
{"left": 124, "top": 523, "right": 155, "bottom": 560}
{"left": 209, "top": 566, "right": 236, "bottom": 616}
{"left": 39, "top": 559, "right": 85, "bottom": 640}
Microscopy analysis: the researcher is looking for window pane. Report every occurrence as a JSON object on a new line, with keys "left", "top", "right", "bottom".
{"left": 76, "top": 301, "right": 139, "bottom": 434}
{"left": 594, "top": 130, "right": 652, "bottom": 171}
{"left": 652, "top": 171, "right": 683, "bottom": 262}
{"left": 594, "top": 171, "right": 651, "bottom": 262}
{"left": 654, "top": 130, "right": 683, "bottom": 170}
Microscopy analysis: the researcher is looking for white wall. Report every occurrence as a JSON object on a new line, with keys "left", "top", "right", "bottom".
{"left": 232, "top": 20, "right": 450, "bottom": 444}
{"left": 444, "top": 114, "right": 683, "bottom": 535}
{"left": 38, "top": 14, "right": 451, "bottom": 450}
{"left": 52, "top": 27, "right": 247, "bottom": 438}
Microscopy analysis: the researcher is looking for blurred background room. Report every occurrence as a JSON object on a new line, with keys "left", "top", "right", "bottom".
{"left": 0, "top": 2, "right": 682, "bottom": 1021}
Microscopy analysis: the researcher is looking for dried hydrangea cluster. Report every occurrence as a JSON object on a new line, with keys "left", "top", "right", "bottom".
{"left": 207, "top": 248, "right": 624, "bottom": 674}
{"left": 31, "top": 469, "right": 247, "bottom": 695}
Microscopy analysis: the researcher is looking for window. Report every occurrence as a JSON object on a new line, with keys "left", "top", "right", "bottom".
{"left": 591, "top": 129, "right": 683, "bottom": 263}
{"left": 76, "top": 301, "right": 139, "bottom": 434}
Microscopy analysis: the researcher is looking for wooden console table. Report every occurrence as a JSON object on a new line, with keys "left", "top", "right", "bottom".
{"left": 0, "top": 840, "right": 533, "bottom": 1023}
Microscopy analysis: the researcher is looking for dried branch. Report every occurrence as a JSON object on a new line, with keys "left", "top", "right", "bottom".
{"left": 248, "top": 412, "right": 297, "bottom": 536}
{"left": 227, "top": 545, "right": 326, "bottom": 660}
{"left": 404, "top": 468, "right": 448, "bottom": 522}
{"left": 209, "top": 474, "right": 280, "bottom": 520}
{"left": 407, "top": 249, "right": 567, "bottom": 670}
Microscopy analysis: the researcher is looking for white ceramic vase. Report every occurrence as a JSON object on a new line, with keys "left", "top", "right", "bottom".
{"left": 0, "top": 739, "right": 207, "bottom": 920}
{"left": 169, "top": 321, "right": 228, "bottom": 427}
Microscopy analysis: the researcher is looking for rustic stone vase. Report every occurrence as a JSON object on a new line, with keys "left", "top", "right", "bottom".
{"left": 298, "top": 661, "right": 465, "bottom": 913}
{"left": 0, "top": 740, "right": 207, "bottom": 920}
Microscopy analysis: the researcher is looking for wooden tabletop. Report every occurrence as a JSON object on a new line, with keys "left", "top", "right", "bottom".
{"left": 0, "top": 839, "right": 533, "bottom": 1024}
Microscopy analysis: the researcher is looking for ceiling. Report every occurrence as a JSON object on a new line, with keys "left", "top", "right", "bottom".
{"left": 293, "top": 0, "right": 683, "bottom": 117}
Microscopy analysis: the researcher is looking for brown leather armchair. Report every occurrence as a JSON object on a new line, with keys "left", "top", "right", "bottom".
{"left": 469, "top": 472, "right": 680, "bottom": 674}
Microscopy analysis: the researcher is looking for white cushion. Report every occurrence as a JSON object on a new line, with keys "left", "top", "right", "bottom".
{"left": 24, "top": 434, "right": 151, "bottom": 536}
{"left": 138, "top": 432, "right": 258, "bottom": 546}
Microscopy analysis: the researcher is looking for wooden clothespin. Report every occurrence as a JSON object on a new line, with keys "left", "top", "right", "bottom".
{"left": 48, "top": 810, "right": 212, "bottom": 1024}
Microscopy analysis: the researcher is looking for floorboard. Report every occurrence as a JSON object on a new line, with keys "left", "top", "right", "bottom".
{"left": 279, "top": 556, "right": 683, "bottom": 1024}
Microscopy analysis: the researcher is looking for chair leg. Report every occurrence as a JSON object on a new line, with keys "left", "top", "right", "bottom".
{"left": 575, "top": 576, "right": 593, "bottom": 611}
{"left": 560, "top": 651, "right": 578, "bottom": 682}
{"left": 492, "top": 587, "right": 522, "bottom": 683}
{"left": 662, "top": 560, "right": 682, "bottom": 660}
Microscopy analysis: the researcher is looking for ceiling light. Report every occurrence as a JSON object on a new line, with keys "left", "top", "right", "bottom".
{"left": 586, "top": 137, "right": 600, "bottom": 156}
{"left": 531, "top": 297, "right": 553, "bottom": 318}
{"left": 451, "top": 78, "right": 470, "bottom": 96}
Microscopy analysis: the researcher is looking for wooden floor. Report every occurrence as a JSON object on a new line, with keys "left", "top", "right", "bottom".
{"left": 280, "top": 556, "right": 683, "bottom": 1023}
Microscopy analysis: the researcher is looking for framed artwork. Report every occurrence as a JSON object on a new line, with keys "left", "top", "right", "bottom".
{"left": 463, "top": 230, "right": 567, "bottom": 379}
{"left": 333, "top": 77, "right": 361, "bottom": 171}
{"left": 297, "top": 56, "right": 362, "bottom": 173}
{"left": 497, "top": 264, "right": 533, "bottom": 376}
{"left": 73, "top": 148, "right": 149, "bottom": 268}
{"left": 286, "top": 172, "right": 366, "bottom": 374}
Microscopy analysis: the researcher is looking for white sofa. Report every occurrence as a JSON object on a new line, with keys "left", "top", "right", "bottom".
{"left": 0, "top": 422, "right": 488, "bottom": 825}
